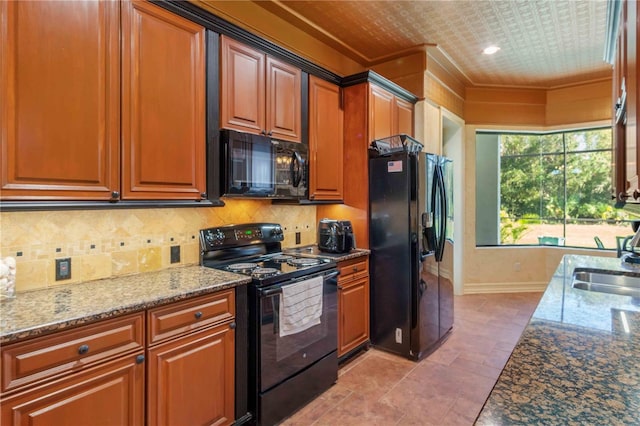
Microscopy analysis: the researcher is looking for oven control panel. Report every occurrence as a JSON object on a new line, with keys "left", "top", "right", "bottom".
{"left": 200, "top": 223, "right": 284, "bottom": 250}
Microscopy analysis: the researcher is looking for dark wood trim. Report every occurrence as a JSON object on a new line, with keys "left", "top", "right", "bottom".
{"left": 271, "top": 199, "right": 344, "bottom": 206}
{"left": 342, "top": 71, "right": 419, "bottom": 104}
{"left": 153, "top": 0, "right": 342, "bottom": 85}
{"left": 206, "top": 30, "right": 222, "bottom": 202}
{"left": 234, "top": 285, "right": 250, "bottom": 424}
{"left": 301, "top": 72, "right": 309, "bottom": 146}
{"left": 0, "top": 199, "right": 224, "bottom": 212}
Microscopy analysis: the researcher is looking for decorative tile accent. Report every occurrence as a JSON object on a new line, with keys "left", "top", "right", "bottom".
{"left": 0, "top": 200, "right": 317, "bottom": 292}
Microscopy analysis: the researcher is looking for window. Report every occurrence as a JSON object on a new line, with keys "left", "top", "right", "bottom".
{"left": 476, "top": 127, "right": 638, "bottom": 249}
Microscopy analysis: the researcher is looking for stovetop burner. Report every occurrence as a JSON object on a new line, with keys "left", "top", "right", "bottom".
{"left": 271, "top": 254, "right": 294, "bottom": 263}
{"left": 252, "top": 267, "right": 280, "bottom": 279}
{"left": 287, "top": 258, "right": 322, "bottom": 267}
{"left": 227, "top": 262, "right": 259, "bottom": 274}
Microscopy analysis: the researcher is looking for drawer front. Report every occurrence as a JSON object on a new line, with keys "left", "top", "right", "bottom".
{"left": 1, "top": 312, "right": 144, "bottom": 394}
{"left": 147, "top": 289, "right": 235, "bottom": 345}
{"left": 338, "top": 257, "right": 369, "bottom": 283}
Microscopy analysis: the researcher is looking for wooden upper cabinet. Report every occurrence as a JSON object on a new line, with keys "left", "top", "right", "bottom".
{"left": 0, "top": 0, "right": 120, "bottom": 200}
{"left": 308, "top": 76, "right": 343, "bottom": 201}
{"left": 220, "top": 36, "right": 265, "bottom": 134}
{"left": 369, "top": 85, "right": 395, "bottom": 141}
{"left": 220, "top": 36, "right": 302, "bottom": 142}
{"left": 369, "top": 84, "right": 414, "bottom": 141}
{"left": 395, "top": 97, "right": 415, "bottom": 136}
{"left": 612, "top": 0, "right": 640, "bottom": 202}
{"left": 267, "top": 57, "right": 302, "bottom": 142}
{"left": 121, "top": 0, "right": 206, "bottom": 200}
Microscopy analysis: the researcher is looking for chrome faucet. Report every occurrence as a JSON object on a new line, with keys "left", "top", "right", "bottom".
{"left": 630, "top": 225, "right": 640, "bottom": 248}
{"left": 620, "top": 226, "right": 640, "bottom": 261}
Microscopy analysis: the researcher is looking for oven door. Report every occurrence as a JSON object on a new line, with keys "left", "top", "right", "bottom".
{"left": 257, "top": 269, "right": 338, "bottom": 392}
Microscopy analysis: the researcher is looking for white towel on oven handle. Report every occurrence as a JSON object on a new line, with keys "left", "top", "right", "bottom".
{"left": 279, "top": 275, "right": 323, "bottom": 337}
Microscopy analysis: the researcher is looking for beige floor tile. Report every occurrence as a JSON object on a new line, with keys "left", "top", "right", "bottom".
{"left": 281, "top": 292, "right": 542, "bottom": 426}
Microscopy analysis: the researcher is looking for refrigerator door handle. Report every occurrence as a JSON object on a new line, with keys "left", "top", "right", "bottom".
{"left": 435, "top": 165, "right": 447, "bottom": 262}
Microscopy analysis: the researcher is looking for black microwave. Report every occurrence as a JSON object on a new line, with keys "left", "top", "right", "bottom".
{"left": 220, "top": 129, "right": 308, "bottom": 199}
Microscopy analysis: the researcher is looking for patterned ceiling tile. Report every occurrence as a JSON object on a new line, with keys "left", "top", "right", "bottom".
{"left": 264, "top": 0, "right": 611, "bottom": 87}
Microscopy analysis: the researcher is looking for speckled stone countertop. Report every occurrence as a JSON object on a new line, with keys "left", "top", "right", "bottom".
{"left": 0, "top": 266, "right": 251, "bottom": 344}
{"left": 283, "top": 244, "right": 370, "bottom": 262}
{"left": 476, "top": 255, "right": 640, "bottom": 425}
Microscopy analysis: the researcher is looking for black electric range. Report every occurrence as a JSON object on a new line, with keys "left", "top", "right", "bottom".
{"left": 199, "top": 223, "right": 339, "bottom": 426}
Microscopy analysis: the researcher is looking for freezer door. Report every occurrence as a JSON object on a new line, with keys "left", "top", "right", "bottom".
{"left": 368, "top": 153, "right": 412, "bottom": 356}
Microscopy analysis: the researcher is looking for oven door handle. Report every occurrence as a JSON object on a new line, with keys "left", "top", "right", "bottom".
{"left": 258, "top": 270, "right": 340, "bottom": 297}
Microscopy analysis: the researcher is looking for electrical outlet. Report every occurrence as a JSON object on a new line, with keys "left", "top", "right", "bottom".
{"left": 395, "top": 328, "right": 402, "bottom": 344}
{"left": 295, "top": 232, "right": 301, "bottom": 245}
{"left": 55, "top": 258, "right": 71, "bottom": 281}
{"left": 170, "top": 245, "right": 181, "bottom": 264}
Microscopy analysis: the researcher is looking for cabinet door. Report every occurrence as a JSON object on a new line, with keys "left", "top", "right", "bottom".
{"left": 147, "top": 322, "right": 235, "bottom": 426}
{"left": 266, "top": 57, "right": 302, "bottom": 142}
{"left": 1, "top": 354, "right": 144, "bottom": 426}
{"left": 121, "top": 0, "right": 206, "bottom": 200}
{"left": 625, "top": 0, "right": 639, "bottom": 197}
{"left": 308, "top": 76, "right": 343, "bottom": 200}
{"left": 0, "top": 0, "right": 120, "bottom": 200}
{"left": 395, "top": 97, "right": 414, "bottom": 136}
{"left": 220, "top": 36, "right": 265, "bottom": 135}
{"left": 369, "top": 84, "right": 395, "bottom": 141}
{"left": 338, "top": 276, "right": 370, "bottom": 357}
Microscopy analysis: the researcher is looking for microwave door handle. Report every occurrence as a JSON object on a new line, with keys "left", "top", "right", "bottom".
{"left": 291, "top": 151, "right": 303, "bottom": 187}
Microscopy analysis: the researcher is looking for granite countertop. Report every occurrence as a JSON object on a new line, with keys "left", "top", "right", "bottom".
{"left": 476, "top": 254, "right": 640, "bottom": 425}
{"left": 0, "top": 266, "right": 251, "bottom": 344}
{"left": 283, "top": 244, "right": 370, "bottom": 262}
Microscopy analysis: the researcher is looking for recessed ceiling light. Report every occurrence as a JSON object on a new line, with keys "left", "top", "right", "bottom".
{"left": 483, "top": 46, "right": 500, "bottom": 55}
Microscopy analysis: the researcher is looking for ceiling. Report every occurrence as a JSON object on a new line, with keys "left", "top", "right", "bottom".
{"left": 254, "top": 0, "right": 613, "bottom": 89}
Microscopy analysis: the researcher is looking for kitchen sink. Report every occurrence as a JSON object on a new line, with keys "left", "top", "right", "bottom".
{"left": 572, "top": 269, "right": 640, "bottom": 297}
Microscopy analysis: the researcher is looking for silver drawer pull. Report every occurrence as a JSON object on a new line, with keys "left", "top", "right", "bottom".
{"left": 78, "top": 344, "right": 89, "bottom": 355}
{"left": 194, "top": 311, "right": 203, "bottom": 320}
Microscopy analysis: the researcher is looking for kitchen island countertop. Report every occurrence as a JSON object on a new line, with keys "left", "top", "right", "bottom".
{"left": 0, "top": 266, "right": 251, "bottom": 344}
{"left": 476, "top": 254, "right": 640, "bottom": 425}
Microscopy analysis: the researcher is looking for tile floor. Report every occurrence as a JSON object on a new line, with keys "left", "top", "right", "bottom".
{"left": 282, "top": 292, "right": 543, "bottom": 426}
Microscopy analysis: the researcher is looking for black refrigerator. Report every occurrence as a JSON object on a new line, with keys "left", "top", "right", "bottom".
{"left": 368, "top": 134, "right": 454, "bottom": 361}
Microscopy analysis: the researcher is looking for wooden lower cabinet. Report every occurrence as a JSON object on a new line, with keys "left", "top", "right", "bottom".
{"left": 1, "top": 290, "right": 238, "bottom": 426}
{"left": 337, "top": 257, "right": 370, "bottom": 358}
{"left": 1, "top": 354, "right": 145, "bottom": 426}
{"left": 147, "top": 322, "right": 235, "bottom": 426}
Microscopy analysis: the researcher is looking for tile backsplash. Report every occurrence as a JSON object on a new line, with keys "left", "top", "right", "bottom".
{"left": 0, "top": 200, "right": 317, "bottom": 292}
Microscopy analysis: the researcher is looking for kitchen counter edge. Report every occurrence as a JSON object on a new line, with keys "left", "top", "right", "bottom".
{"left": 0, "top": 265, "right": 251, "bottom": 344}
{"left": 475, "top": 254, "right": 640, "bottom": 424}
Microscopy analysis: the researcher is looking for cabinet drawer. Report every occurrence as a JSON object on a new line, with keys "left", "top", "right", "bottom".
{"left": 1, "top": 312, "right": 144, "bottom": 395}
{"left": 338, "top": 257, "right": 369, "bottom": 283}
{"left": 147, "top": 289, "right": 235, "bottom": 345}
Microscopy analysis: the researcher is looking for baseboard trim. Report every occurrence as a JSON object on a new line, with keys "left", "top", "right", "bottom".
{"left": 463, "top": 281, "right": 548, "bottom": 294}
